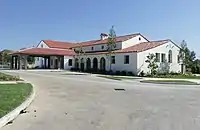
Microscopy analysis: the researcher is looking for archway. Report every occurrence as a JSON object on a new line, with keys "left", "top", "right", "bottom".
{"left": 75, "top": 58, "right": 79, "bottom": 69}
{"left": 86, "top": 58, "right": 91, "bottom": 71}
{"left": 100, "top": 57, "right": 106, "bottom": 71}
{"left": 93, "top": 58, "right": 98, "bottom": 71}
{"left": 80, "top": 58, "right": 84, "bottom": 71}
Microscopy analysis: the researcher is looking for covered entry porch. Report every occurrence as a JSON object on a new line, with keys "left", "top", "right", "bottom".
{"left": 10, "top": 48, "right": 74, "bottom": 70}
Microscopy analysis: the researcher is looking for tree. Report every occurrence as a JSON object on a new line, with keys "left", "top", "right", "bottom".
{"left": 179, "top": 40, "right": 196, "bottom": 72}
{"left": 107, "top": 26, "right": 116, "bottom": 71}
{"left": 74, "top": 44, "right": 85, "bottom": 71}
{"left": 27, "top": 56, "right": 35, "bottom": 64}
{"left": 145, "top": 53, "right": 158, "bottom": 75}
{"left": 0, "top": 50, "right": 13, "bottom": 65}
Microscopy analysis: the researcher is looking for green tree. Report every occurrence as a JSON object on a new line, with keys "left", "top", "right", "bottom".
{"left": 145, "top": 53, "right": 158, "bottom": 75}
{"left": 107, "top": 26, "right": 116, "bottom": 71}
{"left": 179, "top": 40, "right": 196, "bottom": 72}
{"left": 27, "top": 56, "right": 35, "bottom": 64}
{"left": 0, "top": 50, "right": 13, "bottom": 65}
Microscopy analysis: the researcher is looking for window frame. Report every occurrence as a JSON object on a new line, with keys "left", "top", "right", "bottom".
{"left": 111, "top": 56, "right": 115, "bottom": 64}
{"left": 161, "top": 53, "right": 166, "bottom": 63}
{"left": 124, "top": 55, "right": 129, "bottom": 64}
{"left": 155, "top": 53, "right": 160, "bottom": 62}
{"left": 68, "top": 59, "right": 72, "bottom": 66}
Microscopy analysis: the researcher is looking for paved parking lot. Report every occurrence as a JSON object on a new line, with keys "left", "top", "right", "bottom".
{"left": 2, "top": 70, "right": 200, "bottom": 130}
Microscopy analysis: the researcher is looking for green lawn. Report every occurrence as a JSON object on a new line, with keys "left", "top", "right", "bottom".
{"left": 0, "top": 72, "right": 21, "bottom": 81}
{"left": 141, "top": 80, "right": 199, "bottom": 85}
{"left": 98, "top": 75, "right": 140, "bottom": 80}
{"left": 0, "top": 83, "right": 33, "bottom": 118}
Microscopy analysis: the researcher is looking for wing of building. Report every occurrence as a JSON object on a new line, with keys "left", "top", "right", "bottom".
{"left": 11, "top": 33, "right": 184, "bottom": 75}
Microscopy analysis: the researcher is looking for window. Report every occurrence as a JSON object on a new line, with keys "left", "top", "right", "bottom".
{"left": 91, "top": 47, "right": 94, "bottom": 50}
{"left": 111, "top": 56, "right": 115, "bottom": 64}
{"left": 68, "top": 59, "right": 72, "bottom": 66}
{"left": 139, "top": 37, "right": 141, "bottom": 41}
{"left": 155, "top": 53, "right": 160, "bottom": 62}
{"left": 101, "top": 45, "right": 104, "bottom": 49}
{"left": 41, "top": 44, "right": 43, "bottom": 48}
{"left": 168, "top": 50, "right": 172, "bottom": 63}
{"left": 124, "top": 55, "right": 129, "bottom": 64}
{"left": 177, "top": 55, "right": 180, "bottom": 63}
{"left": 161, "top": 53, "right": 166, "bottom": 62}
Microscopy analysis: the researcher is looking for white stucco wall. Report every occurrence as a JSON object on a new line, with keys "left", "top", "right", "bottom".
{"left": 76, "top": 42, "right": 122, "bottom": 53}
{"left": 34, "top": 41, "right": 50, "bottom": 67}
{"left": 75, "top": 52, "right": 137, "bottom": 74}
{"left": 64, "top": 56, "right": 74, "bottom": 69}
{"left": 122, "top": 35, "right": 148, "bottom": 49}
{"left": 137, "top": 41, "right": 181, "bottom": 75}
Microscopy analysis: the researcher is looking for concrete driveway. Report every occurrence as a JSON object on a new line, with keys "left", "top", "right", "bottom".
{"left": 2, "top": 70, "right": 200, "bottom": 130}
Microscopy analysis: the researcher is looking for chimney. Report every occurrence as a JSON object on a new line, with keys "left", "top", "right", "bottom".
{"left": 100, "top": 33, "right": 108, "bottom": 40}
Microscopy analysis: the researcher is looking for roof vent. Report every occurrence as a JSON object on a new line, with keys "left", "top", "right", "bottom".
{"left": 100, "top": 33, "right": 108, "bottom": 40}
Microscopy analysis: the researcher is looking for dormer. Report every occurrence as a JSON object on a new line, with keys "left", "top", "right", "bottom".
{"left": 100, "top": 33, "right": 108, "bottom": 40}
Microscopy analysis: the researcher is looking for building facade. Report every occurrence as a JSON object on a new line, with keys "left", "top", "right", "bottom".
{"left": 12, "top": 33, "right": 183, "bottom": 75}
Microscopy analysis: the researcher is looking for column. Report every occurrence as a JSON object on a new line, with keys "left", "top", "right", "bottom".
{"left": 15, "top": 56, "right": 18, "bottom": 69}
{"left": 18, "top": 55, "right": 22, "bottom": 70}
{"left": 10, "top": 56, "right": 14, "bottom": 69}
{"left": 24, "top": 55, "right": 28, "bottom": 70}
{"left": 57, "top": 56, "right": 61, "bottom": 69}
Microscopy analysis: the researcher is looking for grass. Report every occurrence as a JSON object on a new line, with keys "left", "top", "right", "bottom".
{"left": 151, "top": 74, "right": 200, "bottom": 79}
{"left": 0, "top": 72, "right": 21, "bottom": 81}
{"left": 98, "top": 75, "right": 140, "bottom": 80}
{"left": 141, "top": 80, "right": 199, "bottom": 85}
{"left": 0, "top": 83, "right": 33, "bottom": 118}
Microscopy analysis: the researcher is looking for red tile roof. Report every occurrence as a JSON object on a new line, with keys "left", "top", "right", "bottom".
{"left": 115, "top": 39, "right": 169, "bottom": 53}
{"left": 70, "top": 33, "right": 142, "bottom": 48}
{"left": 12, "top": 48, "right": 75, "bottom": 56}
{"left": 84, "top": 40, "right": 170, "bottom": 55}
{"left": 42, "top": 40, "right": 75, "bottom": 49}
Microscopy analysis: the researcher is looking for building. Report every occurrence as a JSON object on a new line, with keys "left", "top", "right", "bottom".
{"left": 11, "top": 33, "right": 184, "bottom": 75}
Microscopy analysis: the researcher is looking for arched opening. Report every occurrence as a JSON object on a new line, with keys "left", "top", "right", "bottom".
{"left": 93, "top": 58, "right": 98, "bottom": 71}
{"left": 75, "top": 58, "right": 79, "bottom": 69}
{"left": 80, "top": 58, "right": 84, "bottom": 71}
{"left": 100, "top": 57, "right": 106, "bottom": 71}
{"left": 168, "top": 50, "right": 172, "bottom": 63}
{"left": 86, "top": 58, "right": 91, "bottom": 71}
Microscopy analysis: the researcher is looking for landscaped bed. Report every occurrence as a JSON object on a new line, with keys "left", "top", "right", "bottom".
{"left": 140, "top": 79, "right": 199, "bottom": 85}
{"left": 0, "top": 72, "right": 21, "bottom": 81}
{"left": 0, "top": 83, "right": 33, "bottom": 118}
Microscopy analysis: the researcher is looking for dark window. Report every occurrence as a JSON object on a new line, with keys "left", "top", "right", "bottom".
{"left": 161, "top": 53, "right": 166, "bottom": 62}
{"left": 139, "top": 37, "right": 141, "bottom": 41}
{"left": 168, "top": 50, "right": 172, "bottom": 63}
{"left": 111, "top": 56, "right": 115, "bottom": 64}
{"left": 41, "top": 44, "right": 43, "bottom": 48}
{"left": 124, "top": 55, "right": 129, "bottom": 64}
{"left": 91, "top": 47, "right": 94, "bottom": 50}
{"left": 101, "top": 45, "right": 104, "bottom": 49}
{"left": 177, "top": 55, "right": 180, "bottom": 63}
{"left": 68, "top": 59, "right": 72, "bottom": 66}
{"left": 155, "top": 53, "right": 160, "bottom": 62}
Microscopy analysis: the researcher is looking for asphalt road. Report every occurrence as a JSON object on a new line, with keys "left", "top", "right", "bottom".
{"left": 2, "top": 70, "right": 200, "bottom": 130}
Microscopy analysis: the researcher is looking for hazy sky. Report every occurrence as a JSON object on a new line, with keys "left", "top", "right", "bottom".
{"left": 0, "top": 0, "right": 200, "bottom": 56}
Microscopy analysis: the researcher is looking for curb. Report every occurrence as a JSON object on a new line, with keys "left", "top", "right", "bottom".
{"left": 0, "top": 82, "right": 36, "bottom": 129}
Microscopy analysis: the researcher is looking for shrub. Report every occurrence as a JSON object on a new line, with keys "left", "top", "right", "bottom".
{"left": 127, "top": 71, "right": 134, "bottom": 76}
{"left": 121, "top": 71, "right": 127, "bottom": 76}
{"left": 139, "top": 71, "right": 145, "bottom": 77}
{"left": 115, "top": 71, "right": 121, "bottom": 75}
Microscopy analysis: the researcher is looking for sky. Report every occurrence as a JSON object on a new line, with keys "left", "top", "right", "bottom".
{"left": 0, "top": 0, "right": 200, "bottom": 56}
